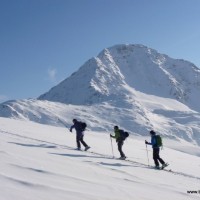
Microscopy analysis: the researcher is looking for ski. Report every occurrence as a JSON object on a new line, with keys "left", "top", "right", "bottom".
{"left": 160, "top": 163, "right": 169, "bottom": 170}
{"left": 74, "top": 146, "right": 91, "bottom": 152}
{"left": 150, "top": 163, "right": 170, "bottom": 170}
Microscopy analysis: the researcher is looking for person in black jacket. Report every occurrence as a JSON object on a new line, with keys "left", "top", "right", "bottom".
{"left": 70, "top": 119, "right": 90, "bottom": 151}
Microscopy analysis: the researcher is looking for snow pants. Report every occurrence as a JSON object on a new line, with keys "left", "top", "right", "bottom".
{"left": 153, "top": 148, "right": 165, "bottom": 167}
{"left": 76, "top": 135, "right": 88, "bottom": 148}
{"left": 117, "top": 140, "right": 125, "bottom": 157}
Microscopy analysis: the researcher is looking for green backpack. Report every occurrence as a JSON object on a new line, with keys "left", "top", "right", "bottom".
{"left": 155, "top": 135, "right": 163, "bottom": 147}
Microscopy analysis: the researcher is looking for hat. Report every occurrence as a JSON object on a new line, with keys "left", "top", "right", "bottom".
{"left": 150, "top": 130, "right": 156, "bottom": 135}
{"left": 73, "top": 119, "right": 77, "bottom": 123}
{"left": 114, "top": 126, "right": 119, "bottom": 130}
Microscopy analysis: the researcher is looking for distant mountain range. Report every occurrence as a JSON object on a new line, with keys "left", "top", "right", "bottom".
{"left": 1, "top": 44, "right": 200, "bottom": 145}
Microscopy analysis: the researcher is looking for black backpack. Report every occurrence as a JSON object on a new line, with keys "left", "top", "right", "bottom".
{"left": 80, "top": 122, "right": 87, "bottom": 131}
{"left": 119, "top": 129, "right": 129, "bottom": 140}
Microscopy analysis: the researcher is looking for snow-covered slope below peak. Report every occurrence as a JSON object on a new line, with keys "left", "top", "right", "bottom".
{"left": 1, "top": 117, "right": 200, "bottom": 200}
{"left": 1, "top": 91, "right": 200, "bottom": 145}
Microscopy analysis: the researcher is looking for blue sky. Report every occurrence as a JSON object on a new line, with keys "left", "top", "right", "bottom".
{"left": 0, "top": 0, "right": 200, "bottom": 103}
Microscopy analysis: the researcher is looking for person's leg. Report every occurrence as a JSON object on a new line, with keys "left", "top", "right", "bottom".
{"left": 76, "top": 135, "right": 81, "bottom": 149}
{"left": 118, "top": 141, "right": 125, "bottom": 157}
{"left": 157, "top": 148, "right": 165, "bottom": 165}
{"left": 79, "top": 135, "right": 88, "bottom": 147}
{"left": 153, "top": 148, "right": 159, "bottom": 167}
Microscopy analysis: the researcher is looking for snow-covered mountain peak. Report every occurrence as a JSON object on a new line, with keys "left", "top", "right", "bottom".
{"left": 1, "top": 44, "right": 200, "bottom": 146}
{"left": 38, "top": 44, "right": 200, "bottom": 111}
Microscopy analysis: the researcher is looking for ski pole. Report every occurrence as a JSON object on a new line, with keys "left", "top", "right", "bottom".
{"left": 110, "top": 136, "right": 114, "bottom": 158}
{"left": 58, "top": 118, "right": 68, "bottom": 127}
{"left": 146, "top": 144, "right": 150, "bottom": 166}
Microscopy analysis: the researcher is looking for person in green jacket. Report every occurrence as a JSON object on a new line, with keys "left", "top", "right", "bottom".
{"left": 110, "top": 126, "right": 126, "bottom": 159}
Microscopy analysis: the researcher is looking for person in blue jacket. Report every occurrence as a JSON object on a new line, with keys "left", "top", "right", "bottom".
{"left": 70, "top": 119, "right": 90, "bottom": 151}
{"left": 145, "top": 130, "right": 167, "bottom": 169}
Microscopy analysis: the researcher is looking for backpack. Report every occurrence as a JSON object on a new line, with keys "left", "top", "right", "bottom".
{"left": 80, "top": 122, "right": 87, "bottom": 131}
{"left": 155, "top": 135, "right": 163, "bottom": 147}
{"left": 119, "top": 129, "right": 129, "bottom": 140}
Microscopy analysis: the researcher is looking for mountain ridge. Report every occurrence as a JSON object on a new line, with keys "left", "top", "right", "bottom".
{"left": 38, "top": 44, "right": 200, "bottom": 111}
{"left": 1, "top": 44, "right": 200, "bottom": 145}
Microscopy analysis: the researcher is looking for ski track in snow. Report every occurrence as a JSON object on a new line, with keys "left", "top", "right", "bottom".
{"left": 1, "top": 117, "right": 200, "bottom": 200}
{"left": 1, "top": 129, "right": 199, "bottom": 181}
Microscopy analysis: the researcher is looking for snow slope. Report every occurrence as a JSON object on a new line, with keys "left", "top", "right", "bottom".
{"left": 1, "top": 90, "right": 200, "bottom": 145}
{"left": 0, "top": 117, "right": 200, "bottom": 200}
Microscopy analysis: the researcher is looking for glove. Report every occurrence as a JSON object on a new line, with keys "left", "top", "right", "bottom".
{"left": 70, "top": 129, "right": 72, "bottom": 132}
{"left": 145, "top": 140, "right": 148, "bottom": 144}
